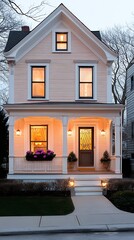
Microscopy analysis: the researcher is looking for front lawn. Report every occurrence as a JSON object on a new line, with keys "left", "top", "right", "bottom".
{"left": 0, "top": 195, "right": 74, "bottom": 216}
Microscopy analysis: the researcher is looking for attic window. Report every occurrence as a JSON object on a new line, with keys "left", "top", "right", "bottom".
{"left": 56, "top": 32, "right": 68, "bottom": 51}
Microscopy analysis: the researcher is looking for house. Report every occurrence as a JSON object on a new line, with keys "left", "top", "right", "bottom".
{"left": 126, "top": 58, "right": 134, "bottom": 172}
{"left": 4, "top": 4, "right": 124, "bottom": 194}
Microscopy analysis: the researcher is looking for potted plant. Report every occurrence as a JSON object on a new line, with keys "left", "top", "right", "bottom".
{"left": 100, "top": 150, "right": 111, "bottom": 170}
{"left": 67, "top": 151, "right": 77, "bottom": 170}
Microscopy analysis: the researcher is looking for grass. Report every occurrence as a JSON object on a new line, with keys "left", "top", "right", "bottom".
{"left": 107, "top": 190, "right": 134, "bottom": 213}
{"left": 0, "top": 195, "right": 74, "bottom": 216}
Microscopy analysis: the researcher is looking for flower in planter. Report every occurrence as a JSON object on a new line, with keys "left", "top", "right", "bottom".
{"left": 25, "top": 149, "right": 56, "bottom": 161}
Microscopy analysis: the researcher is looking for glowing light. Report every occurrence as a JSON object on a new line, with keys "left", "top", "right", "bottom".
{"left": 16, "top": 129, "right": 21, "bottom": 136}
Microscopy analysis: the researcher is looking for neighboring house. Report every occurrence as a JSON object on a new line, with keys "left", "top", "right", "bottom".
{"left": 4, "top": 4, "right": 124, "bottom": 190}
{"left": 126, "top": 58, "right": 134, "bottom": 172}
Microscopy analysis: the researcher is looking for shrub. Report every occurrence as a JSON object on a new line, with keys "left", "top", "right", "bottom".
{"left": 0, "top": 179, "right": 70, "bottom": 196}
{"left": 108, "top": 190, "right": 134, "bottom": 213}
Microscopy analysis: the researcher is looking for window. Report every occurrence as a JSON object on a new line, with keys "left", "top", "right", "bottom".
{"left": 56, "top": 32, "right": 68, "bottom": 51}
{"left": 132, "top": 122, "right": 134, "bottom": 139}
{"left": 31, "top": 66, "right": 46, "bottom": 98}
{"left": 131, "top": 76, "right": 134, "bottom": 91}
{"left": 79, "top": 66, "right": 93, "bottom": 98}
{"left": 30, "top": 125, "right": 48, "bottom": 152}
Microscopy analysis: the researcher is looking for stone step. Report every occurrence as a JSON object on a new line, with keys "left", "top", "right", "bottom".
{"left": 74, "top": 179, "right": 102, "bottom": 196}
{"left": 75, "top": 191, "right": 102, "bottom": 196}
{"left": 75, "top": 186, "right": 102, "bottom": 191}
{"left": 75, "top": 180, "right": 101, "bottom": 186}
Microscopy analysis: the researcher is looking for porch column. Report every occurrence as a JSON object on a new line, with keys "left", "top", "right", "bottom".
{"left": 8, "top": 61, "right": 15, "bottom": 103}
{"left": 62, "top": 116, "right": 68, "bottom": 174}
{"left": 115, "top": 117, "right": 121, "bottom": 173}
{"left": 8, "top": 116, "right": 14, "bottom": 174}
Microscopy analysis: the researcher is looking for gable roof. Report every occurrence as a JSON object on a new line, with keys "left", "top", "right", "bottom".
{"left": 4, "top": 30, "right": 101, "bottom": 53}
{"left": 4, "top": 3, "right": 117, "bottom": 62}
{"left": 4, "top": 31, "right": 30, "bottom": 52}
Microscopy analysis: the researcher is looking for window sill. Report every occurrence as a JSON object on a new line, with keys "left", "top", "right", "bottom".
{"left": 27, "top": 98, "right": 49, "bottom": 101}
{"left": 52, "top": 51, "right": 71, "bottom": 54}
{"left": 75, "top": 99, "right": 97, "bottom": 102}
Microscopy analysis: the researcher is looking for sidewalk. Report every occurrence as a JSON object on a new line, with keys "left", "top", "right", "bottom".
{"left": 0, "top": 195, "right": 134, "bottom": 235}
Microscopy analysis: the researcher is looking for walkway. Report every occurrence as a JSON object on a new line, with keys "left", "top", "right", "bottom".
{"left": 0, "top": 196, "right": 134, "bottom": 235}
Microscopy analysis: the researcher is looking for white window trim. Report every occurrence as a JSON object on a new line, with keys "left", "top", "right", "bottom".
{"left": 75, "top": 63, "right": 97, "bottom": 100}
{"left": 28, "top": 63, "right": 49, "bottom": 100}
{"left": 52, "top": 29, "right": 71, "bottom": 53}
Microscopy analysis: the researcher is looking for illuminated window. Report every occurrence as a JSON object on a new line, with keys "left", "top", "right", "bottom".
{"left": 31, "top": 66, "right": 46, "bottom": 98}
{"left": 56, "top": 32, "right": 68, "bottom": 51}
{"left": 79, "top": 66, "right": 93, "bottom": 98}
{"left": 30, "top": 125, "right": 48, "bottom": 152}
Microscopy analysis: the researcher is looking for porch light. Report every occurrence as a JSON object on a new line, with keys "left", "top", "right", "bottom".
{"left": 101, "top": 180, "right": 108, "bottom": 188}
{"left": 69, "top": 179, "right": 75, "bottom": 187}
{"left": 16, "top": 129, "right": 21, "bottom": 136}
{"left": 68, "top": 129, "right": 72, "bottom": 136}
{"left": 100, "top": 129, "right": 106, "bottom": 136}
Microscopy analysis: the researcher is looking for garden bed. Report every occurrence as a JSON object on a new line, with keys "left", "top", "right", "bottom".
{"left": 105, "top": 179, "right": 134, "bottom": 213}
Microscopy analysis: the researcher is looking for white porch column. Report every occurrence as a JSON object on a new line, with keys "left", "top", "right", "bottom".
{"left": 62, "top": 116, "right": 68, "bottom": 174}
{"left": 107, "top": 62, "right": 113, "bottom": 103}
{"left": 115, "top": 117, "right": 122, "bottom": 173}
{"left": 8, "top": 61, "right": 15, "bottom": 103}
{"left": 8, "top": 116, "right": 15, "bottom": 174}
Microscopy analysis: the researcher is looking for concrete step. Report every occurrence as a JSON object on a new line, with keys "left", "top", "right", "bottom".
{"left": 75, "top": 180, "right": 101, "bottom": 186}
{"left": 74, "top": 179, "right": 102, "bottom": 196}
{"left": 75, "top": 186, "right": 102, "bottom": 191}
{"left": 75, "top": 191, "right": 102, "bottom": 196}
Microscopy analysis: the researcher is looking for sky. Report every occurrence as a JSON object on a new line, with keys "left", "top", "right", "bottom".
{"left": 17, "top": 0, "right": 134, "bottom": 31}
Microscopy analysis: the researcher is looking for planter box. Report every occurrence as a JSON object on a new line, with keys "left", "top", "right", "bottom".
{"left": 26, "top": 157, "right": 54, "bottom": 161}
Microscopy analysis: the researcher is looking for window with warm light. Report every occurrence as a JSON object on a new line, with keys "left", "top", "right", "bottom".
{"left": 56, "top": 32, "right": 68, "bottom": 51}
{"left": 79, "top": 66, "right": 93, "bottom": 98}
{"left": 30, "top": 125, "right": 48, "bottom": 152}
{"left": 31, "top": 66, "right": 46, "bottom": 98}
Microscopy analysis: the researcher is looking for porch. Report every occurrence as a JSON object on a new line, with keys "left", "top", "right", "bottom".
{"left": 6, "top": 102, "right": 124, "bottom": 178}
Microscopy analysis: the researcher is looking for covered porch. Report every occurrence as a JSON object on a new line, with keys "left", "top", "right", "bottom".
{"left": 6, "top": 102, "right": 123, "bottom": 178}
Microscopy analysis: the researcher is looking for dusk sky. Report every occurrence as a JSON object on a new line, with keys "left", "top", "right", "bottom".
{"left": 17, "top": 0, "right": 134, "bottom": 30}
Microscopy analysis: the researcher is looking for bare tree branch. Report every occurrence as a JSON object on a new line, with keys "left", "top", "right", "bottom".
{"left": 2, "top": 0, "right": 53, "bottom": 22}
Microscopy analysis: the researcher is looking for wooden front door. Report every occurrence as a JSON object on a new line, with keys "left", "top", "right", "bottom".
{"left": 79, "top": 127, "right": 94, "bottom": 167}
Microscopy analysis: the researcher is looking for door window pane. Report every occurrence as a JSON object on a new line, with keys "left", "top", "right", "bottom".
{"left": 80, "top": 128, "right": 92, "bottom": 150}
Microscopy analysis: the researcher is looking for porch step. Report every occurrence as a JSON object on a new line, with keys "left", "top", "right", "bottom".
{"left": 74, "top": 179, "right": 102, "bottom": 196}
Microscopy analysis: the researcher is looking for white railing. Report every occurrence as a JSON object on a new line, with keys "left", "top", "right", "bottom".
{"left": 14, "top": 157, "right": 63, "bottom": 173}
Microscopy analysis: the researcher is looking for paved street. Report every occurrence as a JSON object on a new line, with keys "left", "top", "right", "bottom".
{"left": 1, "top": 232, "right": 134, "bottom": 240}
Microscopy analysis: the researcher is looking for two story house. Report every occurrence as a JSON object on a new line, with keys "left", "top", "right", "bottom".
{"left": 4, "top": 4, "right": 123, "bottom": 192}
{"left": 126, "top": 58, "right": 134, "bottom": 172}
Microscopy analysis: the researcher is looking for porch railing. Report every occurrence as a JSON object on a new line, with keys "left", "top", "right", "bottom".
{"left": 14, "top": 157, "right": 63, "bottom": 173}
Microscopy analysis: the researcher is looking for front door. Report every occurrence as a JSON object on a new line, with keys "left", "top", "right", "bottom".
{"left": 79, "top": 127, "right": 94, "bottom": 167}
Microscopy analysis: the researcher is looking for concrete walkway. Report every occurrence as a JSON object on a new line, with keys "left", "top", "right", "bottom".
{"left": 0, "top": 196, "right": 134, "bottom": 235}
